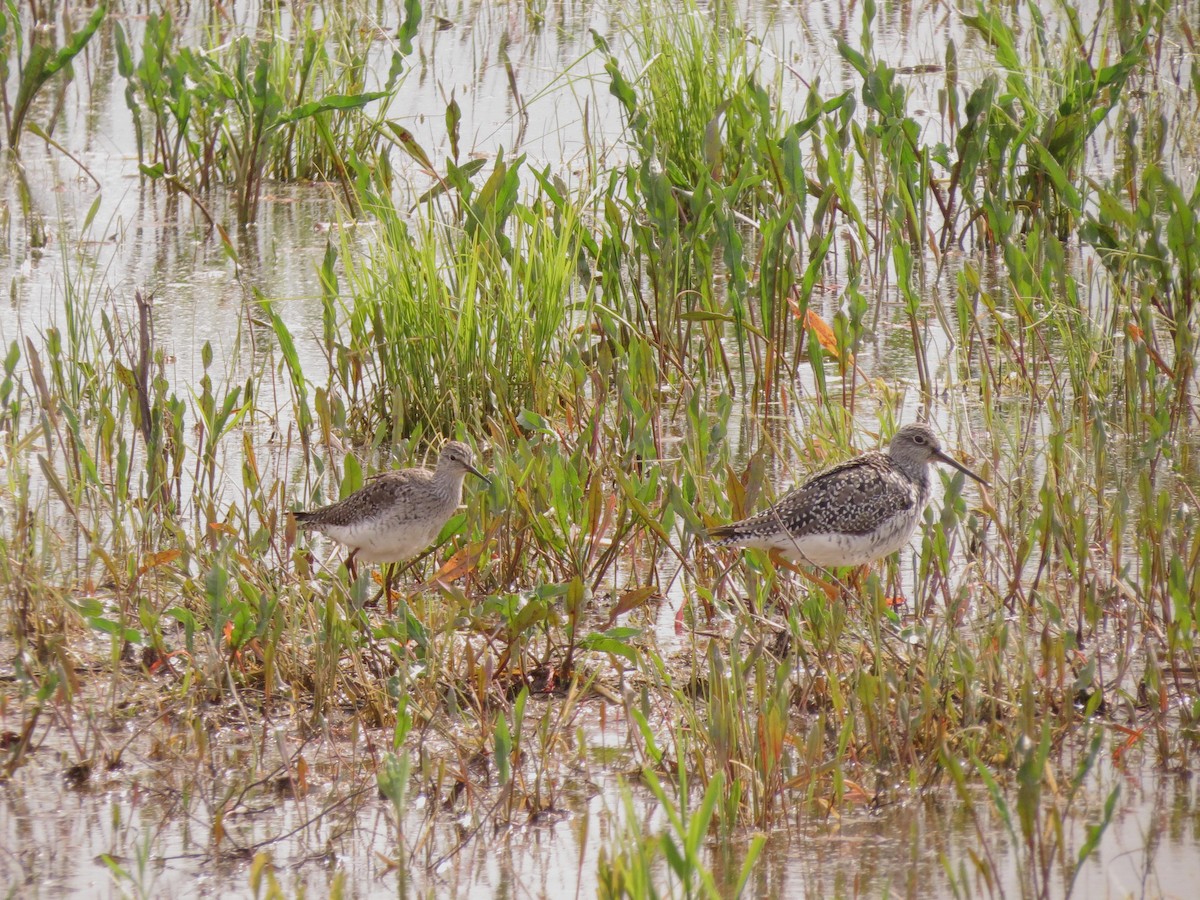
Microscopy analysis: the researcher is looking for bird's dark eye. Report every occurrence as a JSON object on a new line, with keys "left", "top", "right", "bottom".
{"left": 913, "top": 434, "right": 925, "bottom": 444}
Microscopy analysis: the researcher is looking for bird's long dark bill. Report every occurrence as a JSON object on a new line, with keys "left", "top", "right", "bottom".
{"left": 466, "top": 463, "right": 492, "bottom": 486}
{"left": 934, "top": 449, "right": 988, "bottom": 487}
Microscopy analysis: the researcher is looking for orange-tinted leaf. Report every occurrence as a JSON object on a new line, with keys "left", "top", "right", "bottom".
{"left": 1112, "top": 725, "right": 1144, "bottom": 768}
{"left": 806, "top": 309, "right": 840, "bottom": 355}
{"left": 604, "top": 586, "right": 658, "bottom": 627}
{"left": 431, "top": 543, "right": 482, "bottom": 583}
{"left": 842, "top": 779, "right": 873, "bottom": 803}
{"left": 424, "top": 521, "right": 500, "bottom": 588}
{"left": 386, "top": 123, "right": 437, "bottom": 175}
{"left": 724, "top": 462, "right": 746, "bottom": 518}
{"left": 674, "top": 598, "right": 688, "bottom": 635}
{"left": 375, "top": 852, "right": 400, "bottom": 873}
{"left": 786, "top": 289, "right": 803, "bottom": 319}
{"left": 1126, "top": 320, "right": 1174, "bottom": 374}
{"left": 138, "top": 549, "right": 181, "bottom": 577}
{"left": 588, "top": 492, "right": 619, "bottom": 565}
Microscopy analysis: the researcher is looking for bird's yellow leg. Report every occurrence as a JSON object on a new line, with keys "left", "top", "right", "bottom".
{"left": 385, "top": 565, "right": 397, "bottom": 616}
{"left": 366, "top": 564, "right": 401, "bottom": 615}
{"left": 805, "top": 570, "right": 843, "bottom": 602}
{"left": 847, "top": 565, "right": 867, "bottom": 593}
{"left": 849, "top": 565, "right": 906, "bottom": 609}
{"left": 767, "top": 548, "right": 804, "bottom": 575}
{"left": 883, "top": 567, "right": 908, "bottom": 609}
{"left": 768, "top": 549, "right": 841, "bottom": 601}
{"left": 851, "top": 564, "right": 907, "bottom": 608}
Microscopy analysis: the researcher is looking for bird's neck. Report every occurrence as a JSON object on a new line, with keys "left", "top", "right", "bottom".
{"left": 892, "top": 458, "right": 936, "bottom": 508}
{"left": 434, "top": 469, "right": 465, "bottom": 498}
{"left": 914, "top": 470, "right": 932, "bottom": 509}
{"left": 893, "top": 456, "right": 931, "bottom": 494}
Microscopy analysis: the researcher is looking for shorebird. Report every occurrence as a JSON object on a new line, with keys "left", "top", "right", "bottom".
{"left": 706, "top": 423, "right": 987, "bottom": 594}
{"left": 294, "top": 440, "right": 490, "bottom": 610}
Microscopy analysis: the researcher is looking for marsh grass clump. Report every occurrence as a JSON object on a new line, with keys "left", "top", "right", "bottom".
{"left": 324, "top": 157, "right": 591, "bottom": 437}
{"left": 607, "top": 0, "right": 785, "bottom": 203}
{"left": 113, "top": 4, "right": 411, "bottom": 222}
{"left": 1, "top": 3, "right": 106, "bottom": 153}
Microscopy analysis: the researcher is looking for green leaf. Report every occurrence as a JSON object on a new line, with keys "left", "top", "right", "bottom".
{"left": 581, "top": 634, "right": 640, "bottom": 664}
{"left": 446, "top": 95, "right": 461, "bottom": 162}
{"left": 258, "top": 291, "right": 313, "bottom": 440}
{"left": 494, "top": 712, "right": 512, "bottom": 785}
{"left": 386, "top": 122, "right": 436, "bottom": 174}
{"left": 414, "top": 158, "right": 487, "bottom": 205}
{"left": 88, "top": 617, "right": 142, "bottom": 644}
{"left": 67, "top": 597, "right": 105, "bottom": 618}
{"left": 836, "top": 39, "right": 868, "bottom": 78}
{"left": 512, "top": 687, "right": 528, "bottom": 745}
{"left": 631, "top": 708, "right": 663, "bottom": 765}
{"left": 43, "top": 3, "right": 107, "bottom": 79}
{"left": 165, "top": 606, "right": 196, "bottom": 631}
{"left": 734, "top": 834, "right": 767, "bottom": 896}
{"left": 113, "top": 21, "right": 132, "bottom": 78}
{"left": 516, "top": 409, "right": 555, "bottom": 434}
{"left": 341, "top": 453, "right": 363, "bottom": 497}
{"left": 397, "top": 0, "right": 423, "bottom": 56}
{"left": 81, "top": 194, "right": 102, "bottom": 233}
{"left": 275, "top": 90, "right": 389, "bottom": 127}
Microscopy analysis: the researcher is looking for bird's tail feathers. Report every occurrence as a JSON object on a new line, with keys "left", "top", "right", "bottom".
{"left": 705, "top": 525, "right": 737, "bottom": 543}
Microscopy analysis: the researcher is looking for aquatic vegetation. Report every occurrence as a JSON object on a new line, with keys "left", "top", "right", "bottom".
{"left": 0, "top": 0, "right": 1197, "bottom": 896}
{"left": 1, "top": 2, "right": 105, "bottom": 153}
{"left": 114, "top": 3, "right": 413, "bottom": 222}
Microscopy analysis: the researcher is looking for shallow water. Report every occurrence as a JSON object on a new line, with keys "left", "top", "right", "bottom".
{"left": 2, "top": 0, "right": 1198, "bottom": 896}
{"left": 6, "top": 662, "right": 1196, "bottom": 898}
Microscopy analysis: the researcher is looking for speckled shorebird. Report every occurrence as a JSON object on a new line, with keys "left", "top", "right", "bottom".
{"left": 707, "top": 423, "right": 986, "bottom": 592}
{"left": 294, "top": 440, "right": 489, "bottom": 610}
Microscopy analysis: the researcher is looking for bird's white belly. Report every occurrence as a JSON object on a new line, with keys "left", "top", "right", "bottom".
{"left": 317, "top": 520, "right": 438, "bottom": 563}
{"left": 745, "top": 521, "right": 917, "bottom": 568}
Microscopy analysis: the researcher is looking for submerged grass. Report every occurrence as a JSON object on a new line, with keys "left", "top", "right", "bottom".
{"left": 1, "top": 0, "right": 1199, "bottom": 896}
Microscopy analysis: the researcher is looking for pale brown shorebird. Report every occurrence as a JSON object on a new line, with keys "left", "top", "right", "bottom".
{"left": 294, "top": 440, "right": 489, "bottom": 611}
{"left": 706, "top": 423, "right": 987, "bottom": 596}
